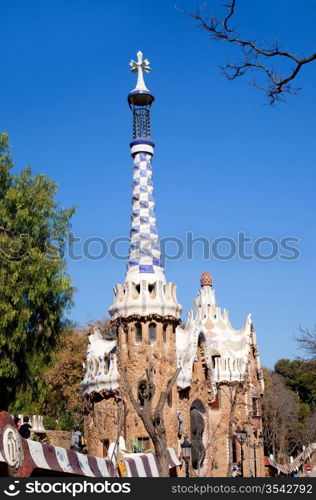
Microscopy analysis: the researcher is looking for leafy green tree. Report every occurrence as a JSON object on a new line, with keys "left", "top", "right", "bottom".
{"left": 0, "top": 132, "right": 75, "bottom": 410}
{"left": 274, "top": 359, "right": 316, "bottom": 410}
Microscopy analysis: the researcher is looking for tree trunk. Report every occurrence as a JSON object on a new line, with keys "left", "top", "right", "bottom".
{"left": 152, "top": 426, "right": 169, "bottom": 477}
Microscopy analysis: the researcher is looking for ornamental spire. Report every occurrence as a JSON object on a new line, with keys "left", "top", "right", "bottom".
{"left": 126, "top": 51, "right": 164, "bottom": 283}
{"left": 108, "top": 52, "right": 181, "bottom": 320}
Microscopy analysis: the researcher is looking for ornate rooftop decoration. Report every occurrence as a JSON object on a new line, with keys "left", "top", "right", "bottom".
{"left": 129, "top": 50, "right": 151, "bottom": 93}
{"left": 80, "top": 328, "right": 119, "bottom": 396}
{"left": 200, "top": 271, "right": 213, "bottom": 287}
{"left": 176, "top": 273, "right": 263, "bottom": 391}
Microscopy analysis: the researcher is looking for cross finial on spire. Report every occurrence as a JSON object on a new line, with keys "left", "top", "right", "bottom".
{"left": 129, "top": 51, "right": 151, "bottom": 92}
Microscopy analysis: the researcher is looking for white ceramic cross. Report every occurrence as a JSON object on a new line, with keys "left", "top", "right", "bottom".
{"left": 130, "top": 51, "right": 151, "bottom": 92}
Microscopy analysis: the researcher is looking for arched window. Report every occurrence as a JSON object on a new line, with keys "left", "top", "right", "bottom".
{"left": 135, "top": 323, "right": 142, "bottom": 342}
{"left": 149, "top": 323, "right": 156, "bottom": 341}
{"left": 163, "top": 323, "right": 168, "bottom": 343}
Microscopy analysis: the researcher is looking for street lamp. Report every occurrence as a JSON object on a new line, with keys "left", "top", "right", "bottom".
{"left": 248, "top": 432, "right": 265, "bottom": 477}
{"left": 181, "top": 436, "right": 192, "bottom": 477}
{"left": 235, "top": 428, "right": 248, "bottom": 477}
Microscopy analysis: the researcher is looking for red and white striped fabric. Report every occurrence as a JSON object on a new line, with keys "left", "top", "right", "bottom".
{"left": 124, "top": 447, "right": 181, "bottom": 477}
{"left": 25, "top": 440, "right": 116, "bottom": 477}
{"left": 268, "top": 443, "right": 316, "bottom": 475}
{"left": 0, "top": 439, "right": 181, "bottom": 477}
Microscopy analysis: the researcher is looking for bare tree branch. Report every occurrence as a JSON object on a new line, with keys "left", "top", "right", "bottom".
{"left": 185, "top": 1, "right": 316, "bottom": 104}
{"left": 296, "top": 325, "right": 316, "bottom": 360}
{"left": 223, "top": 0, "right": 236, "bottom": 31}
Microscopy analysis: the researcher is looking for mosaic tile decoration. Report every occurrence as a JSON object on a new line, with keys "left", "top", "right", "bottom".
{"left": 127, "top": 151, "right": 163, "bottom": 274}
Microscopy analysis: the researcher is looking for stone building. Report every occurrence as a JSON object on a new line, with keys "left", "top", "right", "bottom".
{"left": 80, "top": 52, "right": 265, "bottom": 477}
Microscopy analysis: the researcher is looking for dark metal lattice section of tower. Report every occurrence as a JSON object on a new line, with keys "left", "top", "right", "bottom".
{"left": 133, "top": 108, "right": 151, "bottom": 139}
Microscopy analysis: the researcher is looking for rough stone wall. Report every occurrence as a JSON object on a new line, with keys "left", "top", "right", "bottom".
{"left": 119, "top": 320, "right": 179, "bottom": 454}
{"left": 45, "top": 431, "right": 71, "bottom": 449}
{"left": 84, "top": 395, "right": 120, "bottom": 457}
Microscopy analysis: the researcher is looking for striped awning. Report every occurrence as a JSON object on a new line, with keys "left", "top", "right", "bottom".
{"left": 124, "top": 447, "right": 181, "bottom": 477}
{"left": 268, "top": 443, "right": 316, "bottom": 475}
{"left": 25, "top": 440, "right": 116, "bottom": 477}
{"left": 0, "top": 411, "right": 181, "bottom": 477}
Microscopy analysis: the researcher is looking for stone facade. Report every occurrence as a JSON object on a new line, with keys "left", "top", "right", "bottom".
{"left": 45, "top": 431, "right": 71, "bottom": 449}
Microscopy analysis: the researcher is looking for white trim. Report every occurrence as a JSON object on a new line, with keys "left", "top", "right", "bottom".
{"left": 130, "top": 144, "right": 154, "bottom": 156}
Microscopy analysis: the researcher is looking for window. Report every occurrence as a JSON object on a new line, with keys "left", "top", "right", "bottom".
{"left": 252, "top": 397, "right": 260, "bottom": 416}
{"left": 232, "top": 437, "right": 237, "bottom": 463}
{"left": 211, "top": 388, "right": 220, "bottom": 410}
{"left": 149, "top": 323, "right": 156, "bottom": 341}
{"left": 102, "top": 439, "right": 109, "bottom": 458}
{"left": 148, "top": 283, "right": 156, "bottom": 297}
{"left": 135, "top": 323, "right": 142, "bottom": 342}
{"left": 104, "top": 354, "right": 109, "bottom": 374}
{"left": 212, "top": 355, "right": 221, "bottom": 369}
{"left": 163, "top": 323, "right": 168, "bottom": 343}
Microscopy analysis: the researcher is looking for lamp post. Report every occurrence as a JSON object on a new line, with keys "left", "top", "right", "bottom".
{"left": 235, "top": 428, "right": 248, "bottom": 476}
{"left": 248, "top": 432, "right": 264, "bottom": 477}
{"left": 181, "top": 436, "right": 192, "bottom": 477}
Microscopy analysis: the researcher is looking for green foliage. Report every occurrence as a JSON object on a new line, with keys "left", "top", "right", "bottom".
{"left": 263, "top": 357, "right": 316, "bottom": 458}
{"left": 0, "top": 132, "right": 75, "bottom": 410}
{"left": 43, "top": 416, "right": 58, "bottom": 431}
{"left": 55, "top": 413, "right": 76, "bottom": 431}
{"left": 43, "top": 414, "right": 75, "bottom": 432}
{"left": 274, "top": 359, "right": 316, "bottom": 409}
{"left": 130, "top": 438, "right": 150, "bottom": 454}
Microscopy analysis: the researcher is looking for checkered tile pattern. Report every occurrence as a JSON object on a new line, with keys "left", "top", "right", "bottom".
{"left": 127, "top": 151, "right": 163, "bottom": 274}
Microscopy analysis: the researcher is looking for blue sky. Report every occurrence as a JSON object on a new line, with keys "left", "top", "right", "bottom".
{"left": 1, "top": 0, "right": 315, "bottom": 368}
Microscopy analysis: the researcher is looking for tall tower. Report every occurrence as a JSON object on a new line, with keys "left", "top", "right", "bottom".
{"left": 108, "top": 51, "right": 182, "bottom": 451}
